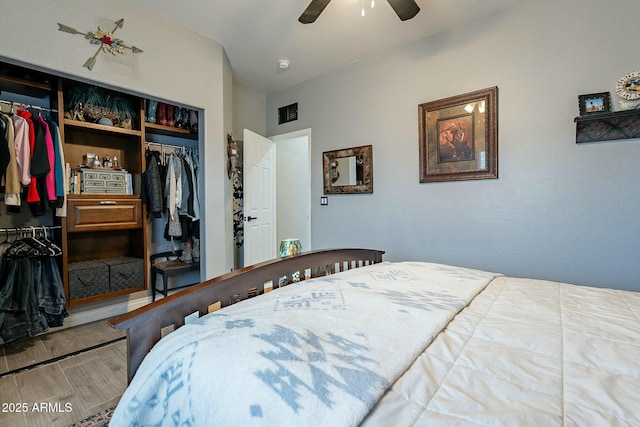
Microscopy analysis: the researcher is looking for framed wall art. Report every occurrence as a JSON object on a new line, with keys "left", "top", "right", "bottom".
{"left": 578, "top": 92, "right": 611, "bottom": 116}
{"left": 418, "top": 86, "right": 498, "bottom": 183}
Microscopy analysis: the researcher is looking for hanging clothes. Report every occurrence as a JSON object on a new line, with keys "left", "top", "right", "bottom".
{"left": 15, "top": 109, "right": 46, "bottom": 216}
{"left": 141, "top": 149, "right": 164, "bottom": 218}
{"left": 35, "top": 256, "right": 67, "bottom": 327}
{"left": 2, "top": 112, "right": 24, "bottom": 211}
{"left": 144, "top": 143, "right": 200, "bottom": 247}
{"left": 48, "top": 115, "right": 68, "bottom": 217}
{"left": 0, "top": 231, "right": 67, "bottom": 343}
{"left": 15, "top": 110, "right": 35, "bottom": 186}
{"left": 12, "top": 112, "right": 31, "bottom": 187}
{"left": 178, "top": 156, "right": 191, "bottom": 217}
{"left": 0, "top": 114, "right": 9, "bottom": 177}
{"left": 45, "top": 114, "right": 65, "bottom": 208}
{"left": 2, "top": 105, "right": 64, "bottom": 216}
{"left": 185, "top": 151, "right": 201, "bottom": 222}
{"left": 27, "top": 114, "right": 53, "bottom": 216}
{"left": 0, "top": 257, "right": 47, "bottom": 342}
{"left": 1, "top": 112, "right": 21, "bottom": 206}
{"left": 34, "top": 116, "right": 56, "bottom": 203}
{"left": 165, "top": 154, "right": 182, "bottom": 238}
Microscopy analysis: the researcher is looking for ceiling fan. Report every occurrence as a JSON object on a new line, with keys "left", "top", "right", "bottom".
{"left": 299, "top": 0, "right": 420, "bottom": 24}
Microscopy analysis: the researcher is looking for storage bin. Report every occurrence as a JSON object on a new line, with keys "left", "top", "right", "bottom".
{"left": 103, "top": 257, "right": 144, "bottom": 292}
{"left": 68, "top": 260, "right": 110, "bottom": 300}
{"left": 80, "top": 168, "right": 128, "bottom": 194}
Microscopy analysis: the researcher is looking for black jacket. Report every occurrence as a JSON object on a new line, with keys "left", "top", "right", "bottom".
{"left": 142, "top": 150, "right": 164, "bottom": 217}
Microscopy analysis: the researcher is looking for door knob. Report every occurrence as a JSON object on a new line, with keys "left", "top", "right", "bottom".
{"left": 245, "top": 216, "right": 258, "bottom": 222}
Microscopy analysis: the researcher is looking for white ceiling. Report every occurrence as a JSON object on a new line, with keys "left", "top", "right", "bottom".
{"left": 127, "top": 0, "right": 530, "bottom": 95}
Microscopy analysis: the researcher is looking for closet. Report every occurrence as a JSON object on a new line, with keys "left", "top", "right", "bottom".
{"left": 144, "top": 105, "right": 201, "bottom": 290}
{"left": 1, "top": 60, "right": 202, "bottom": 312}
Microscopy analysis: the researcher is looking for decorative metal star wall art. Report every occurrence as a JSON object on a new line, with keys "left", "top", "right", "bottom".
{"left": 57, "top": 18, "right": 143, "bottom": 71}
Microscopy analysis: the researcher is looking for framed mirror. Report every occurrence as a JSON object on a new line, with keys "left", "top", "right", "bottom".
{"left": 323, "top": 145, "right": 373, "bottom": 194}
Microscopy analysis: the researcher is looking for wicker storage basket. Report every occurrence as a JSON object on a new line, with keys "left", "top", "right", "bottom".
{"left": 103, "top": 257, "right": 144, "bottom": 292}
{"left": 68, "top": 260, "right": 110, "bottom": 300}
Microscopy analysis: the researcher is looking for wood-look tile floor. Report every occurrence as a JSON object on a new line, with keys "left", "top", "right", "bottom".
{"left": 0, "top": 321, "right": 127, "bottom": 427}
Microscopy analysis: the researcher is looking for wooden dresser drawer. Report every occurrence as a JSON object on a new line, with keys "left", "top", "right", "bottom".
{"left": 68, "top": 198, "right": 143, "bottom": 232}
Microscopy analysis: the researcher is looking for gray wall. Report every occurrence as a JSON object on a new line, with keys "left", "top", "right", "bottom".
{"left": 267, "top": 0, "right": 640, "bottom": 291}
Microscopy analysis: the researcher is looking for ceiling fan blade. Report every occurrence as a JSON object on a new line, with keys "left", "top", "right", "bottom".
{"left": 386, "top": 0, "right": 420, "bottom": 21}
{"left": 299, "top": 0, "right": 332, "bottom": 24}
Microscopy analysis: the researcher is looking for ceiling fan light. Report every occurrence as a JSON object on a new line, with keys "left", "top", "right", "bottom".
{"left": 299, "top": 0, "right": 420, "bottom": 24}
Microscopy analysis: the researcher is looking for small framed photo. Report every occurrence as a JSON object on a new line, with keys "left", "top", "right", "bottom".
{"left": 578, "top": 92, "right": 611, "bottom": 115}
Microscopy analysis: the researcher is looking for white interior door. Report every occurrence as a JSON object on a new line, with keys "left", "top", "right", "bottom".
{"left": 243, "top": 129, "right": 276, "bottom": 266}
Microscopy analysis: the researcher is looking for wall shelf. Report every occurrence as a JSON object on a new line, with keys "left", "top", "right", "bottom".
{"left": 575, "top": 109, "right": 640, "bottom": 143}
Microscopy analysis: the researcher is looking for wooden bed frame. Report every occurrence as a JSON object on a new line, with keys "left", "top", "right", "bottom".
{"left": 109, "top": 248, "right": 385, "bottom": 382}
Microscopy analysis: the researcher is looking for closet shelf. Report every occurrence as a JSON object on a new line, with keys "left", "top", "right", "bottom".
{"left": 0, "top": 74, "right": 52, "bottom": 98}
{"left": 64, "top": 118, "right": 143, "bottom": 136}
{"left": 145, "top": 122, "right": 197, "bottom": 139}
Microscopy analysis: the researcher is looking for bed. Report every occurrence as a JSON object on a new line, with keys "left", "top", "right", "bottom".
{"left": 108, "top": 248, "right": 640, "bottom": 426}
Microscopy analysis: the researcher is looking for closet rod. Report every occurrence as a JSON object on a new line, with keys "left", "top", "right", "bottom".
{"left": 0, "top": 225, "right": 62, "bottom": 233}
{"left": 146, "top": 141, "right": 199, "bottom": 155}
{"left": 0, "top": 99, "right": 58, "bottom": 113}
{"left": 146, "top": 141, "right": 199, "bottom": 150}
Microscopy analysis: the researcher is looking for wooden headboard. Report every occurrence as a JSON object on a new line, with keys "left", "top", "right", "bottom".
{"left": 109, "top": 248, "right": 385, "bottom": 382}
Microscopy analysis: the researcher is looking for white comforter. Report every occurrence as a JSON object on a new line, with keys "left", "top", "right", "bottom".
{"left": 110, "top": 262, "right": 499, "bottom": 427}
{"left": 363, "top": 276, "right": 640, "bottom": 426}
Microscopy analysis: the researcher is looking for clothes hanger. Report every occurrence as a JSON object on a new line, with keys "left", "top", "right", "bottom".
{"left": 11, "top": 227, "right": 50, "bottom": 257}
{"left": 0, "top": 229, "right": 11, "bottom": 254}
{"left": 5, "top": 229, "right": 34, "bottom": 257}
{"left": 0, "top": 229, "right": 9, "bottom": 245}
{"left": 37, "top": 227, "right": 62, "bottom": 256}
{"left": 26, "top": 227, "right": 51, "bottom": 256}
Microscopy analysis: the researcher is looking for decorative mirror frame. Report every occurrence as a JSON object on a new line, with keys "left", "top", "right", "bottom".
{"left": 323, "top": 145, "right": 373, "bottom": 194}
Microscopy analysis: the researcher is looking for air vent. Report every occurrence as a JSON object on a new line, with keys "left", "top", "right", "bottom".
{"left": 278, "top": 102, "right": 298, "bottom": 125}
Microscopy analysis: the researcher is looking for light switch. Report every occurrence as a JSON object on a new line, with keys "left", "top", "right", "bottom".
{"left": 320, "top": 196, "right": 328, "bottom": 206}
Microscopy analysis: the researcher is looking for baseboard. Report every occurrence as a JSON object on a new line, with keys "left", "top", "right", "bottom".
{"left": 62, "top": 295, "right": 152, "bottom": 329}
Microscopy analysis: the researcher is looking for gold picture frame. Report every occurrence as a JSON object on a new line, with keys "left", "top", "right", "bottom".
{"left": 419, "top": 87, "right": 498, "bottom": 183}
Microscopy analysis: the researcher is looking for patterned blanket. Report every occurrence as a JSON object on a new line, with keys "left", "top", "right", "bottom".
{"left": 110, "top": 262, "right": 499, "bottom": 427}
